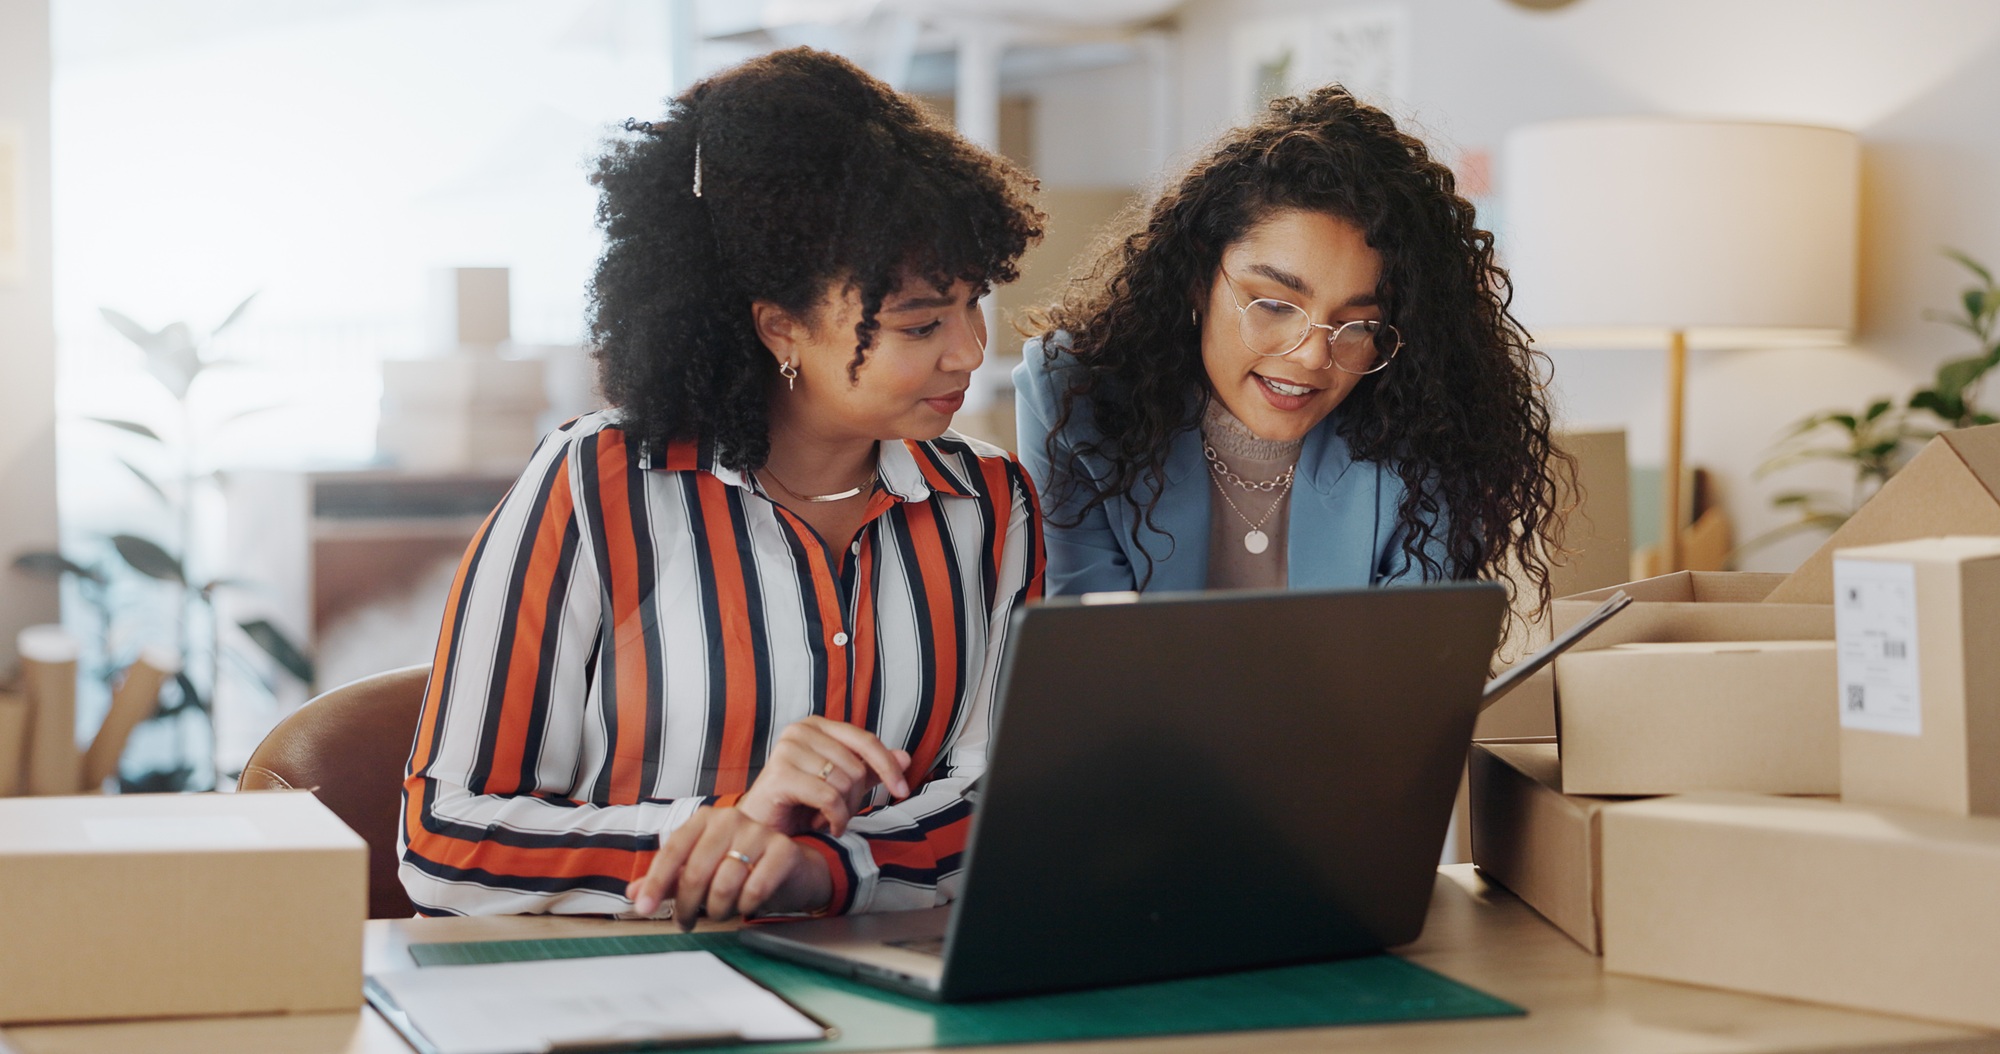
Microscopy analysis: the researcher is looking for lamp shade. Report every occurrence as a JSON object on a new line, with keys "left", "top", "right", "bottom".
{"left": 1503, "top": 118, "right": 1859, "bottom": 349}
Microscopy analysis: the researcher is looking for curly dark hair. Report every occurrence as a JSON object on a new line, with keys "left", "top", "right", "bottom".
{"left": 1034, "top": 85, "right": 1573, "bottom": 612}
{"left": 589, "top": 48, "right": 1042, "bottom": 470}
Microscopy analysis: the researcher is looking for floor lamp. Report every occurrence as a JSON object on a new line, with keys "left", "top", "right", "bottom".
{"left": 1503, "top": 118, "right": 1860, "bottom": 573}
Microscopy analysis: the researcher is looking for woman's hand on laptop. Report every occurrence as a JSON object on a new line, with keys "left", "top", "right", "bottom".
{"left": 626, "top": 806, "right": 833, "bottom": 928}
{"left": 736, "top": 716, "right": 912, "bottom": 837}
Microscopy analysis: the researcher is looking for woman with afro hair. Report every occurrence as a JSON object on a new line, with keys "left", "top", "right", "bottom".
{"left": 1016, "top": 86, "right": 1569, "bottom": 609}
{"left": 401, "top": 49, "right": 1045, "bottom": 924}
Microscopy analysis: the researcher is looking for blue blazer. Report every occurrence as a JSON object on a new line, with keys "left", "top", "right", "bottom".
{"left": 1013, "top": 337, "right": 1444, "bottom": 597}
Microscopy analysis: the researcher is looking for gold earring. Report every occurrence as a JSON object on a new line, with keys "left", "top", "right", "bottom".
{"left": 779, "top": 359, "right": 799, "bottom": 391}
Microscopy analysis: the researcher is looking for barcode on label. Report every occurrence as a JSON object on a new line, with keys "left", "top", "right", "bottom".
{"left": 1847, "top": 683, "right": 1866, "bottom": 712}
{"left": 1883, "top": 639, "right": 1908, "bottom": 660}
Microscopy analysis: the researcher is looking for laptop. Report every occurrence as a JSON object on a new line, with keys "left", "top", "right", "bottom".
{"left": 741, "top": 582, "right": 1508, "bottom": 1002}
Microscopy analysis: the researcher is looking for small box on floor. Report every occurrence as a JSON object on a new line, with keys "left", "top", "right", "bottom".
{"left": 1467, "top": 738, "right": 1633, "bottom": 953}
{"left": 1834, "top": 536, "right": 2000, "bottom": 816}
{"left": 1601, "top": 792, "right": 2000, "bottom": 1029}
{"left": 1554, "top": 639, "right": 1838, "bottom": 795}
{"left": 0, "top": 790, "right": 366, "bottom": 1024}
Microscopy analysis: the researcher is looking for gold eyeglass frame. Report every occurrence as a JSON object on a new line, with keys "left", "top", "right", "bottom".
{"left": 1218, "top": 269, "right": 1403, "bottom": 376}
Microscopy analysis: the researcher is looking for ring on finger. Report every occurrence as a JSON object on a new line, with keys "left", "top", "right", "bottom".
{"left": 724, "top": 848, "right": 756, "bottom": 867}
{"left": 817, "top": 760, "right": 835, "bottom": 781}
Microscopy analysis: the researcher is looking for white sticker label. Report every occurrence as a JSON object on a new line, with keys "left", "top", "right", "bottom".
{"left": 83, "top": 815, "right": 263, "bottom": 849}
{"left": 1835, "top": 559, "right": 1923, "bottom": 736}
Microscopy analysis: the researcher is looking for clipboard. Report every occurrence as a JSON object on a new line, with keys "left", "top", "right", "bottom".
{"left": 366, "top": 950, "right": 836, "bottom": 1054}
{"left": 1480, "top": 590, "right": 1632, "bottom": 710}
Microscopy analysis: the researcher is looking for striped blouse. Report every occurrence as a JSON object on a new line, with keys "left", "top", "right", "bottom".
{"left": 399, "top": 410, "right": 1044, "bottom": 917}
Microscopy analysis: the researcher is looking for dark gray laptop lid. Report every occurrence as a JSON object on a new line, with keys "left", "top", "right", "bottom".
{"left": 936, "top": 582, "right": 1506, "bottom": 1000}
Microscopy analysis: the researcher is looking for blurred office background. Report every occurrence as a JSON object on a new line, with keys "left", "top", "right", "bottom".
{"left": 5, "top": 0, "right": 2000, "bottom": 786}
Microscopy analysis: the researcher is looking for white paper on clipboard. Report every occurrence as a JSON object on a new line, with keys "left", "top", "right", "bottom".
{"left": 367, "top": 950, "right": 826, "bottom": 1054}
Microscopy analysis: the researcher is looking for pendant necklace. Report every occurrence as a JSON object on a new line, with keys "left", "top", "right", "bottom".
{"left": 1204, "top": 446, "right": 1294, "bottom": 555}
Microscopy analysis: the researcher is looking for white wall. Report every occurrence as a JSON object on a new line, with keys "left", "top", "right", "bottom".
{"left": 1169, "top": 0, "right": 2000, "bottom": 572}
{"left": 0, "top": 0, "right": 61, "bottom": 672}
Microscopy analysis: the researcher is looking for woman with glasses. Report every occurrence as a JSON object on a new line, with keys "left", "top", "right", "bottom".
{"left": 1015, "top": 85, "right": 1568, "bottom": 603}
{"left": 402, "top": 49, "right": 1044, "bottom": 923}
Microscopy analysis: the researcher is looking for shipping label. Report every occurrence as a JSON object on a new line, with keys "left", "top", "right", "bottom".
{"left": 1834, "top": 558, "right": 1923, "bottom": 736}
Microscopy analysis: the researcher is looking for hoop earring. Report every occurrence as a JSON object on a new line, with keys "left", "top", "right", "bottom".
{"left": 1191, "top": 307, "right": 1199, "bottom": 326}
{"left": 779, "top": 359, "right": 799, "bottom": 391}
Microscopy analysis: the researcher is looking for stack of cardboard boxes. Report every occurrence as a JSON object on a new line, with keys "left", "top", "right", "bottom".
{"left": 1469, "top": 424, "right": 2000, "bottom": 1028}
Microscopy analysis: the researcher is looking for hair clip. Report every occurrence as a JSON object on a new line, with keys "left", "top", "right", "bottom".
{"left": 623, "top": 117, "right": 653, "bottom": 133}
{"left": 692, "top": 140, "right": 703, "bottom": 198}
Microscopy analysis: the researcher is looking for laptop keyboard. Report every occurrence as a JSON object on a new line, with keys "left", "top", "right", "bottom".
{"left": 887, "top": 936, "right": 946, "bottom": 957}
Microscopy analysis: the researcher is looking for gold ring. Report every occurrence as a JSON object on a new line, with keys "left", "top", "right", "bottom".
{"left": 818, "top": 760, "right": 835, "bottom": 781}
{"left": 724, "top": 849, "right": 755, "bottom": 867}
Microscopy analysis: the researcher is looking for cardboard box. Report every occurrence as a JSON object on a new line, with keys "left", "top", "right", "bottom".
{"left": 0, "top": 790, "right": 366, "bottom": 1023}
{"left": 1601, "top": 792, "right": 2000, "bottom": 1029}
{"left": 1770, "top": 423, "right": 2000, "bottom": 605}
{"left": 1834, "top": 536, "right": 2000, "bottom": 816}
{"left": 1467, "top": 738, "right": 1632, "bottom": 953}
{"left": 1555, "top": 640, "right": 1838, "bottom": 795}
{"left": 1476, "top": 429, "right": 1633, "bottom": 744}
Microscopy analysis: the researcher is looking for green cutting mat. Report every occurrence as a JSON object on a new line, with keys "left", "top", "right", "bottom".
{"left": 405, "top": 931, "right": 1521, "bottom": 1052}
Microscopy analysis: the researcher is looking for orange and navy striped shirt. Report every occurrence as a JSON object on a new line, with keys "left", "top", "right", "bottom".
{"left": 399, "top": 410, "right": 1044, "bottom": 917}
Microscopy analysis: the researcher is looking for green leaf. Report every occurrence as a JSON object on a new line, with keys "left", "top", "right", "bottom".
{"left": 212, "top": 292, "right": 258, "bottom": 336}
{"left": 1910, "top": 390, "right": 1954, "bottom": 418}
{"left": 1935, "top": 355, "right": 1990, "bottom": 398}
{"left": 1966, "top": 289, "right": 1987, "bottom": 324}
{"left": 1863, "top": 399, "right": 1893, "bottom": 421}
{"left": 11, "top": 551, "right": 107, "bottom": 584}
{"left": 1946, "top": 248, "right": 1995, "bottom": 286}
{"left": 239, "top": 618, "right": 315, "bottom": 685}
{"left": 171, "top": 670, "right": 208, "bottom": 715}
{"left": 115, "top": 457, "right": 171, "bottom": 505}
{"left": 110, "top": 534, "right": 185, "bottom": 583}
{"left": 88, "top": 417, "right": 163, "bottom": 442}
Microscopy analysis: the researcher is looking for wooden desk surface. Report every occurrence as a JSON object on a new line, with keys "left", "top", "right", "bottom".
{"left": 5, "top": 865, "right": 1994, "bottom": 1054}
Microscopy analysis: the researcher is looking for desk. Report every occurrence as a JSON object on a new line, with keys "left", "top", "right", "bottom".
{"left": 5, "top": 866, "right": 1996, "bottom": 1054}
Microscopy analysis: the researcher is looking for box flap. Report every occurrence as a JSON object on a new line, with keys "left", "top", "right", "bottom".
{"left": 1835, "top": 535, "right": 2000, "bottom": 564}
{"left": 1604, "top": 640, "right": 1834, "bottom": 655}
{"left": 0, "top": 789, "right": 366, "bottom": 855}
{"left": 1770, "top": 424, "right": 2000, "bottom": 605}
{"left": 1607, "top": 791, "right": 2000, "bottom": 854}
{"left": 1553, "top": 571, "right": 1831, "bottom": 652}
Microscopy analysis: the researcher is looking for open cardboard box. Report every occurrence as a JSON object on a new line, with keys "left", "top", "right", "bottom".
{"left": 1555, "top": 570, "right": 1832, "bottom": 643}
{"left": 1548, "top": 571, "right": 1835, "bottom": 796}
{"left": 1770, "top": 422, "right": 2000, "bottom": 605}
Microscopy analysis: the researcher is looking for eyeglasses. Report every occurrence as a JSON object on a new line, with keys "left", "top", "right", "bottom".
{"left": 1219, "top": 270, "right": 1403, "bottom": 375}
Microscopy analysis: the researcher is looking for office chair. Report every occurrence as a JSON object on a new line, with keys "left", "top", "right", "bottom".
{"left": 240, "top": 665, "right": 429, "bottom": 919}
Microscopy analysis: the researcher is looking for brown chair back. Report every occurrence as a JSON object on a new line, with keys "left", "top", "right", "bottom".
{"left": 240, "top": 665, "right": 430, "bottom": 919}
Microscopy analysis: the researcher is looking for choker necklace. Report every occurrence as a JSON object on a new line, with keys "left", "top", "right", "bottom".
{"left": 761, "top": 463, "right": 877, "bottom": 503}
{"left": 1204, "top": 449, "right": 1293, "bottom": 555}
{"left": 1203, "top": 443, "right": 1295, "bottom": 493}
